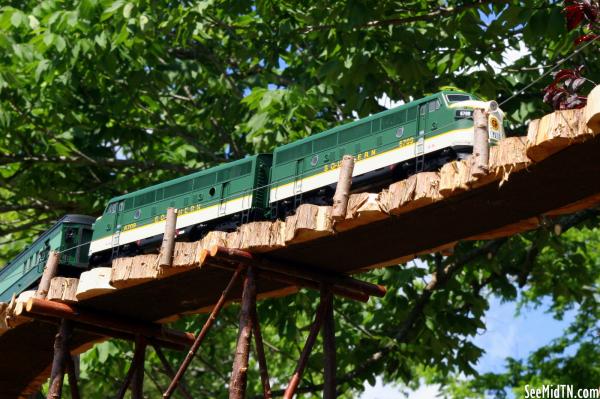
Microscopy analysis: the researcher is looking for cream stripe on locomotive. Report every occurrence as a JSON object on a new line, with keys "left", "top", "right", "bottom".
{"left": 269, "top": 128, "right": 473, "bottom": 203}
{"left": 89, "top": 194, "right": 253, "bottom": 255}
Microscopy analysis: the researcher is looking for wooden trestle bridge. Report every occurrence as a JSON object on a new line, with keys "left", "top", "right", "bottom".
{"left": 2, "top": 87, "right": 600, "bottom": 398}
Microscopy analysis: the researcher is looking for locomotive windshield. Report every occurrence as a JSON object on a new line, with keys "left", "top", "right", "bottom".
{"left": 446, "top": 94, "right": 471, "bottom": 103}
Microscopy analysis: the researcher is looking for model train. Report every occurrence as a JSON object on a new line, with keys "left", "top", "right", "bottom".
{"left": 0, "top": 90, "right": 505, "bottom": 301}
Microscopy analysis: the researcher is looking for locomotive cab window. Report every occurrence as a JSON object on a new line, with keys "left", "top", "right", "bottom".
{"left": 428, "top": 99, "right": 440, "bottom": 113}
{"left": 106, "top": 203, "right": 117, "bottom": 214}
{"left": 446, "top": 94, "right": 471, "bottom": 103}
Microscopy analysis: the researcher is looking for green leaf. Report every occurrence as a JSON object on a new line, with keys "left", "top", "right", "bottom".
{"left": 122, "top": 3, "right": 133, "bottom": 18}
{"left": 28, "top": 15, "right": 39, "bottom": 30}
{"left": 43, "top": 32, "right": 55, "bottom": 47}
{"left": 95, "top": 31, "right": 107, "bottom": 48}
{"left": 10, "top": 10, "right": 25, "bottom": 28}
{"left": 139, "top": 14, "right": 149, "bottom": 31}
{"left": 100, "top": 0, "right": 125, "bottom": 21}
{"left": 54, "top": 35, "right": 66, "bottom": 52}
{"left": 35, "top": 59, "right": 49, "bottom": 81}
{"left": 113, "top": 24, "right": 129, "bottom": 46}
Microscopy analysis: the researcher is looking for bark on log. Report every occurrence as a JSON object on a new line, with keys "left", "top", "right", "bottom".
{"left": 439, "top": 158, "right": 473, "bottom": 197}
{"left": 332, "top": 155, "right": 355, "bottom": 220}
{"left": 472, "top": 108, "right": 490, "bottom": 178}
{"left": 322, "top": 288, "right": 336, "bottom": 399}
{"left": 163, "top": 266, "right": 243, "bottom": 399}
{"left": 229, "top": 266, "right": 256, "bottom": 399}
{"left": 334, "top": 192, "right": 389, "bottom": 232}
{"left": 226, "top": 221, "right": 285, "bottom": 252}
{"left": 0, "top": 302, "right": 7, "bottom": 333}
{"left": 484, "top": 136, "right": 531, "bottom": 187}
{"left": 47, "top": 319, "right": 72, "bottom": 399}
{"left": 4, "top": 290, "right": 37, "bottom": 329}
{"left": 526, "top": 108, "right": 593, "bottom": 162}
{"left": 285, "top": 204, "right": 333, "bottom": 244}
{"left": 75, "top": 268, "right": 115, "bottom": 300}
{"left": 283, "top": 291, "right": 331, "bottom": 399}
{"left": 130, "top": 336, "right": 146, "bottom": 399}
{"left": 36, "top": 251, "right": 60, "bottom": 299}
{"left": 111, "top": 255, "right": 159, "bottom": 289}
{"left": 159, "top": 208, "right": 178, "bottom": 267}
{"left": 584, "top": 84, "right": 600, "bottom": 133}
{"left": 47, "top": 277, "right": 79, "bottom": 303}
{"left": 252, "top": 306, "right": 272, "bottom": 399}
{"left": 65, "top": 355, "right": 81, "bottom": 399}
{"left": 386, "top": 172, "right": 440, "bottom": 215}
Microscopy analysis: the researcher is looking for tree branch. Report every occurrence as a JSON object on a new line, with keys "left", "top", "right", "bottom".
{"left": 301, "top": 0, "right": 509, "bottom": 33}
{"left": 0, "top": 155, "right": 191, "bottom": 173}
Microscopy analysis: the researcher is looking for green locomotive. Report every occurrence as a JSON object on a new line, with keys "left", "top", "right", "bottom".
{"left": 88, "top": 90, "right": 504, "bottom": 263}
{"left": 0, "top": 215, "right": 95, "bottom": 302}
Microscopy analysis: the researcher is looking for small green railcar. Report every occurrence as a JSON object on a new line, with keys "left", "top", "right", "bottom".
{"left": 0, "top": 215, "right": 95, "bottom": 302}
{"left": 89, "top": 154, "right": 272, "bottom": 261}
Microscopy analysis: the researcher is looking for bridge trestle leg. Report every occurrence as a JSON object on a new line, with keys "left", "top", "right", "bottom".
{"left": 47, "top": 319, "right": 73, "bottom": 399}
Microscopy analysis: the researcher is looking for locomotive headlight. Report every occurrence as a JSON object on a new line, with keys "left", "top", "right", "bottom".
{"left": 488, "top": 100, "right": 499, "bottom": 112}
{"left": 455, "top": 109, "right": 473, "bottom": 119}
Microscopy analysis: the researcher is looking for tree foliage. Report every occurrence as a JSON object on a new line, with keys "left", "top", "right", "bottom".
{"left": 0, "top": 0, "right": 598, "bottom": 398}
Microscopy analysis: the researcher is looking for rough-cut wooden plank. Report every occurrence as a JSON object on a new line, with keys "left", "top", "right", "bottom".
{"left": 488, "top": 136, "right": 531, "bottom": 184}
{"left": 3, "top": 290, "right": 37, "bottom": 330}
{"left": 47, "top": 277, "right": 79, "bottom": 303}
{"left": 0, "top": 302, "right": 8, "bottom": 333}
{"left": 465, "top": 217, "right": 540, "bottom": 241}
{"left": 526, "top": 108, "right": 594, "bottom": 162}
{"left": 387, "top": 172, "right": 441, "bottom": 215}
{"left": 76, "top": 268, "right": 115, "bottom": 300}
{"left": 226, "top": 221, "right": 285, "bottom": 252}
{"left": 584, "top": 85, "right": 600, "bottom": 132}
{"left": 335, "top": 192, "right": 389, "bottom": 232}
{"left": 285, "top": 204, "right": 334, "bottom": 244}
{"left": 439, "top": 158, "right": 473, "bottom": 197}
{"left": 111, "top": 255, "right": 160, "bottom": 289}
{"left": 199, "top": 231, "right": 229, "bottom": 251}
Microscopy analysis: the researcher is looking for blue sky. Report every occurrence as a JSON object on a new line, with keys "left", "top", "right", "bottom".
{"left": 361, "top": 296, "right": 576, "bottom": 398}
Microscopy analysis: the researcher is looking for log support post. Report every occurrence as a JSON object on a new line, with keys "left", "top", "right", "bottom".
{"left": 65, "top": 355, "right": 81, "bottom": 399}
{"left": 322, "top": 286, "right": 336, "bottom": 399}
{"left": 163, "top": 265, "right": 244, "bottom": 398}
{"left": 332, "top": 155, "right": 355, "bottom": 220}
{"left": 47, "top": 319, "right": 73, "bottom": 399}
{"left": 229, "top": 265, "right": 257, "bottom": 399}
{"left": 252, "top": 305, "right": 272, "bottom": 399}
{"left": 153, "top": 344, "right": 194, "bottom": 399}
{"left": 472, "top": 108, "right": 490, "bottom": 177}
{"left": 159, "top": 208, "right": 178, "bottom": 267}
{"left": 131, "top": 336, "right": 147, "bottom": 399}
{"left": 36, "top": 251, "right": 60, "bottom": 299}
{"left": 283, "top": 289, "right": 333, "bottom": 399}
{"left": 116, "top": 336, "right": 147, "bottom": 399}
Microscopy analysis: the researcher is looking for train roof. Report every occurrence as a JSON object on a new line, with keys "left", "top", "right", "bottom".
{"left": 0, "top": 214, "right": 95, "bottom": 275}
{"left": 106, "top": 154, "right": 272, "bottom": 204}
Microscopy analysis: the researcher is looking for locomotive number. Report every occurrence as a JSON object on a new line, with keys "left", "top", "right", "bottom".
{"left": 123, "top": 223, "right": 137, "bottom": 231}
{"left": 398, "top": 137, "right": 415, "bottom": 147}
